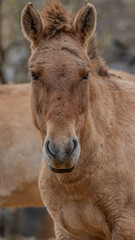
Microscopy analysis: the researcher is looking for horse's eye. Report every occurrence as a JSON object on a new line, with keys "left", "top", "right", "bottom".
{"left": 82, "top": 72, "right": 89, "bottom": 80}
{"left": 31, "top": 72, "right": 39, "bottom": 81}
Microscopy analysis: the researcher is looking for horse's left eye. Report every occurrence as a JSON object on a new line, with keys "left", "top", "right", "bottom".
{"left": 82, "top": 72, "right": 89, "bottom": 80}
{"left": 31, "top": 72, "right": 39, "bottom": 81}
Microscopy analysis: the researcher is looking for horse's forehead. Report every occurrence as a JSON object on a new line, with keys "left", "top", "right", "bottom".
{"left": 30, "top": 37, "right": 88, "bottom": 69}
{"left": 37, "top": 34, "right": 79, "bottom": 50}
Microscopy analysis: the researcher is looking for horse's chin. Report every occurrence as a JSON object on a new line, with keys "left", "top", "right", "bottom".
{"left": 50, "top": 166, "right": 75, "bottom": 173}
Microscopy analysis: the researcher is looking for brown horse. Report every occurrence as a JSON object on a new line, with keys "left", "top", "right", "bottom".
{"left": 21, "top": 1, "right": 135, "bottom": 239}
{"left": 0, "top": 84, "right": 43, "bottom": 207}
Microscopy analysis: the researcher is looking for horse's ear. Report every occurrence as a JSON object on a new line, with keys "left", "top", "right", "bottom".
{"left": 21, "top": 2, "right": 44, "bottom": 43}
{"left": 73, "top": 1, "right": 97, "bottom": 43}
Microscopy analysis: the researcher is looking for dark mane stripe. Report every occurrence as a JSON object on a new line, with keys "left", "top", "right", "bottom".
{"left": 87, "top": 35, "right": 109, "bottom": 76}
{"left": 41, "top": 0, "right": 72, "bottom": 38}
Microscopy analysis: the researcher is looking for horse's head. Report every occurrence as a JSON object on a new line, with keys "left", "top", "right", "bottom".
{"left": 21, "top": 0, "right": 97, "bottom": 173}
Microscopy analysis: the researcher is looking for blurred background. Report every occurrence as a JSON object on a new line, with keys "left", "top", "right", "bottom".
{"left": 0, "top": 0, "right": 135, "bottom": 239}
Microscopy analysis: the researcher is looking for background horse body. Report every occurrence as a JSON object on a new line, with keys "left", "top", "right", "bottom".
{"left": 21, "top": 1, "right": 135, "bottom": 239}
{"left": 0, "top": 84, "right": 43, "bottom": 207}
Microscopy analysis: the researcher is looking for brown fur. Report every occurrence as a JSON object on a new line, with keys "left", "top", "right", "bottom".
{"left": 0, "top": 84, "right": 43, "bottom": 207}
{"left": 21, "top": 0, "right": 107, "bottom": 77}
{"left": 21, "top": 1, "right": 135, "bottom": 239}
{"left": 41, "top": 0, "right": 72, "bottom": 38}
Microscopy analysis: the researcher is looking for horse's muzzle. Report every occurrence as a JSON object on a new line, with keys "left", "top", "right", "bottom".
{"left": 44, "top": 136, "right": 80, "bottom": 173}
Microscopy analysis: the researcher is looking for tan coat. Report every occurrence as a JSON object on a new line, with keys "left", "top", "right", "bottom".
{"left": 0, "top": 84, "right": 43, "bottom": 207}
{"left": 0, "top": 70, "right": 133, "bottom": 209}
{"left": 21, "top": 0, "right": 135, "bottom": 239}
{"left": 39, "top": 69, "right": 135, "bottom": 239}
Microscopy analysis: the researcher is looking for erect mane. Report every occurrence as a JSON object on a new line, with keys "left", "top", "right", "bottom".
{"left": 87, "top": 35, "right": 109, "bottom": 77}
{"left": 40, "top": 0, "right": 109, "bottom": 77}
{"left": 41, "top": 0, "right": 72, "bottom": 38}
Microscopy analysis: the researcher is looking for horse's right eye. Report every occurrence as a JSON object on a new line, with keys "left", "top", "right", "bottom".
{"left": 82, "top": 72, "right": 89, "bottom": 80}
{"left": 31, "top": 72, "right": 39, "bottom": 81}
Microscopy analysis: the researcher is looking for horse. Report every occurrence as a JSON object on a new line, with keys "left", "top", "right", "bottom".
{"left": 0, "top": 83, "right": 43, "bottom": 207}
{"left": 21, "top": 0, "right": 135, "bottom": 239}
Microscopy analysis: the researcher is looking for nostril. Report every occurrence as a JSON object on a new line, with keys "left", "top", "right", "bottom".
{"left": 45, "top": 136, "right": 79, "bottom": 161}
{"left": 46, "top": 139, "right": 51, "bottom": 152}
{"left": 73, "top": 139, "right": 77, "bottom": 150}
{"left": 70, "top": 136, "right": 78, "bottom": 156}
{"left": 45, "top": 138, "right": 56, "bottom": 159}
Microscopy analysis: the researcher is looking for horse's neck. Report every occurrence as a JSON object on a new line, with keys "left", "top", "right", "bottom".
{"left": 88, "top": 74, "right": 115, "bottom": 133}
{"left": 80, "top": 74, "right": 116, "bottom": 158}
